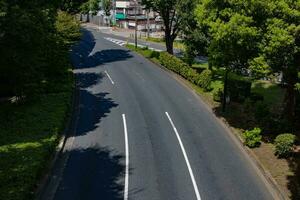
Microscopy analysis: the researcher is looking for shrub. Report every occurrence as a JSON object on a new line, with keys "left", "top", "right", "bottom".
{"left": 213, "top": 88, "right": 223, "bottom": 102}
{"left": 197, "top": 69, "right": 212, "bottom": 90}
{"left": 227, "top": 73, "right": 252, "bottom": 102}
{"left": 141, "top": 49, "right": 153, "bottom": 58}
{"left": 159, "top": 52, "right": 193, "bottom": 80}
{"left": 150, "top": 51, "right": 160, "bottom": 59}
{"left": 243, "top": 127, "right": 262, "bottom": 148}
{"left": 159, "top": 52, "right": 212, "bottom": 90}
{"left": 274, "top": 133, "right": 296, "bottom": 157}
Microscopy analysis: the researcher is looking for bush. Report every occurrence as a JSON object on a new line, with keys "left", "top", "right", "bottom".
{"left": 150, "top": 51, "right": 160, "bottom": 59}
{"left": 243, "top": 127, "right": 262, "bottom": 148}
{"left": 274, "top": 133, "right": 296, "bottom": 157}
{"left": 197, "top": 69, "right": 212, "bottom": 90}
{"left": 227, "top": 73, "right": 252, "bottom": 102}
{"left": 213, "top": 88, "right": 223, "bottom": 102}
{"left": 159, "top": 52, "right": 212, "bottom": 90}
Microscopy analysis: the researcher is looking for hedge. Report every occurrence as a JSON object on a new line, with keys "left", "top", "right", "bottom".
{"left": 159, "top": 52, "right": 212, "bottom": 90}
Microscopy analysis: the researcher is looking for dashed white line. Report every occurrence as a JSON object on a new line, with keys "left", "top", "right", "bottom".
{"left": 104, "top": 70, "right": 115, "bottom": 85}
{"left": 165, "top": 112, "right": 202, "bottom": 200}
{"left": 122, "top": 114, "right": 129, "bottom": 200}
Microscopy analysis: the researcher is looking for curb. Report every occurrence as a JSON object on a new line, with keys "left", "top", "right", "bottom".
{"left": 127, "top": 48, "right": 289, "bottom": 200}
{"left": 34, "top": 75, "right": 80, "bottom": 200}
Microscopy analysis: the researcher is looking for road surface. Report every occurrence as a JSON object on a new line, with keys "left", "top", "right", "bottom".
{"left": 40, "top": 28, "right": 275, "bottom": 200}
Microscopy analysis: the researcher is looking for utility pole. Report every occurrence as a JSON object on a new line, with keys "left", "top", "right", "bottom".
{"left": 146, "top": 9, "right": 150, "bottom": 38}
{"left": 99, "top": 0, "right": 103, "bottom": 30}
{"left": 134, "top": 0, "right": 138, "bottom": 49}
{"left": 113, "top": 0, "right": 116, "bottom": 26}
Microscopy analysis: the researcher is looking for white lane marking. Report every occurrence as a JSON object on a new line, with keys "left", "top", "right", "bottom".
{"left": 122, "top": 114, "right": 129, "bottom": 200}
{"left": 104, "top": 70, "right": 115, "bottom": 85}
{"left": 165, "top": 112, "right": 202, "bottom": 200}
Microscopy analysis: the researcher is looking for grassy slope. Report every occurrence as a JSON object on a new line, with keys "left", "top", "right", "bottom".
{"left": 0, "top": 76, "right": 73, "bottom": 200}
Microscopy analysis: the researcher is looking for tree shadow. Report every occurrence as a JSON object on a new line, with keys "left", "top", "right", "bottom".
{"left": 287, "top": 151, "right": 300, "bottom": 199}
{"left": 71, "top": 28, "right": 133, "bottom": 69}
{"left": 213, "top": 103, "right": 256, "bottom": 131}
{"left": 54, "top": 147, "right": 125, "bottom": 200}
{"left": 73, "top": 72, "right": 118, "bottom": 136}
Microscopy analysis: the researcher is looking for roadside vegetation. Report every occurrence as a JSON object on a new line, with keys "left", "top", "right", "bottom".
{"left": 0, "top": 1, "right": 81, "bottom": 199}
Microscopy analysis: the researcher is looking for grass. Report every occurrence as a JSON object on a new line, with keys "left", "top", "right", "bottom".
{"left": 143, "top": 37, "right": 186, "bottom": 51}
{"left": 0, "top": 74, "right": 73, "bottom": 200}
{"left": 252, "top": 80, "right": 285, "bottom": 106}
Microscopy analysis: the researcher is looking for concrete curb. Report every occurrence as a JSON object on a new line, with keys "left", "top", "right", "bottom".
{"left": 127, "top": 48, "right": 289, "bottom": 200}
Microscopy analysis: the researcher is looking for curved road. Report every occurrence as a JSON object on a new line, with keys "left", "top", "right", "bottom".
{"left": 41, "top": 28, "right": 275, "bottom": 200}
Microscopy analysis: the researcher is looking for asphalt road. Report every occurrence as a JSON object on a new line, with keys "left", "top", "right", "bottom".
{"left": 40, "top": 28, "right": 275, "bottom": 200}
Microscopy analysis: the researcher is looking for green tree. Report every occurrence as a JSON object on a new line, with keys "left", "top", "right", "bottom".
{"left": 195, "top": 0, "right": 262, "bottom": 111}
{"left": 0, "top": 0, "right": 81, "bottom": 100}
{"left": 142, "top": 0, "right": 193, "bottom": 54}
{"left": 251, "top": 0, "right": 300, "bottom": 122}
{"left": 80, "top": 0, "right": 101, "bottom": 22}
{"left": 180, "top": 0, "right": 209, "bottom": 66}
{"left": 61, "top": 0, "right": 89, "bottom": 14}
{"left": 102, "top": 0, "right": 112, "bottom": 16}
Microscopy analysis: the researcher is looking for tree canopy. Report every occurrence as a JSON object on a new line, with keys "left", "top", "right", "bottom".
{"left": 0, "top": 0, "right": 81, "bottom": 100}
{"left": 195, "top": 0, "right": 300, "bottom": 122}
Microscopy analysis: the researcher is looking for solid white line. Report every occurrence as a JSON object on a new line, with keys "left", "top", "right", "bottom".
{"left": 165, "top": 112, "right": 202, "bottom": 200}
{"left": 104, "top": 70, "right": 115, "bottom": 85}
{"left": 122, "top": 114, "right": 129, "bottom": 200}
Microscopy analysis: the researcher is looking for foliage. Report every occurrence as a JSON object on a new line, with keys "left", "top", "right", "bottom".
{"left": 102, "top": 0, "right": 112, "bottom": 16}
{"left": 274, "top": 133, "right": 296, "bottom": 158}
{"left": 255, "top": 2, "right": 300, "bottom": 120}
{"left": 158, "top": 52, "right": 212, "bottom": 89}
{"left": 197, "top": 69, "right": 212, "bottom": 90}
{"left": 249, "top": 56, "right": 271, "bottom": 79}
{"left": 80, "top": 0, "right": 101, "bottom": 15}
{"left": 213, "top": 88, "right": 223, "bottom": 102}
{"left": 0, "top": 1, "right": 79, "bottom": 199}
{"left": 125, "top": 44, "right": 161, "bottom": 59}
{"left": 56, "top": 11, "right": 82, "bottom": 47}
{"left": 195, "top": 1, "right": 260, "bottom": 71}
{"left": 243, "top": 128, "right": 262, "bottom": 148}
{"left": 60, "top": 0, "right": 89, "bottom": 14}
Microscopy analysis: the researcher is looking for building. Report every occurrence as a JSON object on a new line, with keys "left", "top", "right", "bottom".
{"left": 115, "top": 0, "right": 163, "bottom": 32}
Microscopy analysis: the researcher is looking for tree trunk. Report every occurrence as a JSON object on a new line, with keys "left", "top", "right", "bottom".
{"left": 283, "top": 74, "right": 297, "bottom": 124}
{"left": 165, "top": 32, "right": 174, "bottom": 55}
{"left": 222, "top": 68, "right": 229, "bottom": 112}
{"left": 86, "top": 14, "right": 90, "bottom": 23}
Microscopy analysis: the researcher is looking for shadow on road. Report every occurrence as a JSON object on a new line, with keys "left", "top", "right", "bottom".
{"left": 44, "top": 28, "right": 142, "bottom": 200}
{"left": 71, "top": 28, "right": 133, "bottom": 69}
{"left": 54, "top": 147, "right": 125, "bottom": 200}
